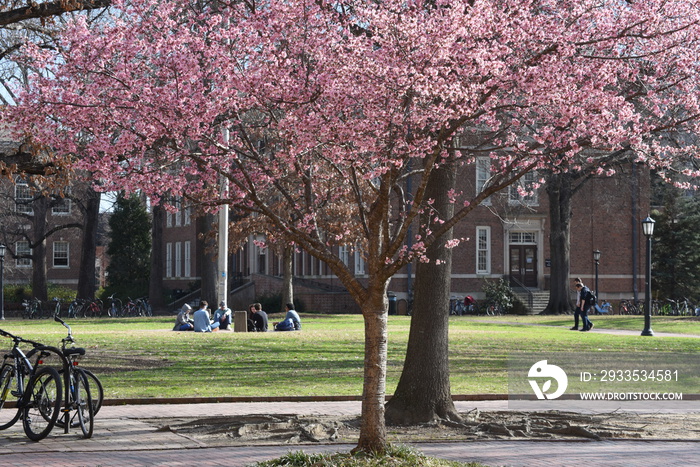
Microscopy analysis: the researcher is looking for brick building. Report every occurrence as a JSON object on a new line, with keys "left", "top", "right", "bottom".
{"left": 160, "top": 163, "right": 650, "bottom": 314}
{"left": 0, "top": 176, "right": 87, "bottom": 290}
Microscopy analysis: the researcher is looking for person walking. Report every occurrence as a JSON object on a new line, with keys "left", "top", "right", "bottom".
{"left": 575, "top": 282, "right": 594, "bottom": 332}
{"left": 571, "top": 277, "right": 583, "bottom": 330}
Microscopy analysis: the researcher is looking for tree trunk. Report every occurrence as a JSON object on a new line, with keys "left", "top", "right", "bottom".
{"left": 197, "top": 213, "right": 217, "bottom": 304}
{"left": 77, "top": 186, "right": 100, "bottom": 300}
{"left": 354, "top": 282, "right": 389, "bottom": 453}
{"left": 148, "top": 204, "right": 165, "bottom": 311}
{"left": 385, "top": 157, "right": 461, "bottom": 425}
{"left": 31, "top": 196, "right": 48, "bottom": 301}
{"left": 281, "top": 245, "right": 294, "bottom": 312}
{"left": 543, "top": 172, "right": 575, "bottom": 314}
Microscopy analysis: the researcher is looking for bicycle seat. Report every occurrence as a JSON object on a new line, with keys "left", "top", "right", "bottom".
{"left": 63, "top": 347, "right": 86, "bottom": 357}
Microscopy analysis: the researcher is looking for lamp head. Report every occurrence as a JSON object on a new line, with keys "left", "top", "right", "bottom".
{"left": 642, "top": 216, "right": 655, "bottom": 238}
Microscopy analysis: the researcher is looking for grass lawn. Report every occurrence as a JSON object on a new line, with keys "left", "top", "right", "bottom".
{"left": 0, "top": 313, "right": 698, "bottom": 399}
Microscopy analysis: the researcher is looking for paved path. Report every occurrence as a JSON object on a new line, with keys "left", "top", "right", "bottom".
{"left": 470, "top": 319, "right": 700, "bottom": 338}
{"left": 0, "top": 401, "right": 697, "bottom": 466}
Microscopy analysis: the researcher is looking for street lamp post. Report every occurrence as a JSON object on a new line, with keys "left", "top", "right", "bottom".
{"left": 593, "top": 249, "right": 601, "bottom": 304}
{"left": 0, "top": 244, "right": 5, "bottom": 321}
{"left": 641, "top": 216, "right": 655, "bottom": 336}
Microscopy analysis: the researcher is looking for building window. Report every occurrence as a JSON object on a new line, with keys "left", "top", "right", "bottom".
{"left": 184, "top": 204, "right": 191, "bottom": 226}
{"left": 354, "top": 249, "right": 365, "bottom": 275}
{"left": 509, "top": 171, "right": 539, "bottom": 205}
{"left": 166, "top": 243, "right": 172, "bottom": 277}
{"left": 476, "top": 158, "right": 492, "bottom": 205}
{"left": 53, "top": 241, "right": 69, "bottom": 268}
{"left": 184, "top": 241, "right": 191, "bottom": 278}
{"left": 476, "top": 227, "right": 490, "bottom": 274}
{"left": 175, "top": 242, "right": 182, "bottom": 277}
{"left": 509, "top": 232, "right": 536, "bottom": 244}
{"left": 174, "top": 199, "right": 182, "bottom": 226}
{"left": 16, "top": 241, "right": 31, "bottom": 267}
{"left": 339, "top": 245, "right": 349, "bottom": 267}
{"left": 14, "top": 177, "right": 33, "bottom": 214}
{"left": 51, "top": 190, "right": 71, "bottom": 215}
{"left": 166, "top": 211, "right": 172, "bottom": 228}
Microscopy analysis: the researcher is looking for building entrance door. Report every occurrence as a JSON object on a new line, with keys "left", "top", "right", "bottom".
{"left": 509, "top": 245, "right": 537, "bottom": 288}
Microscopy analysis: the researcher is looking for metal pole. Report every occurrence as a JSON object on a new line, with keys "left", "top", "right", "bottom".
{"left": 642, "top": 234, "right": 654, "bottom": 336}
{"left": 218, "top": 128, "right": 230, "bottom": 306}
{"left": 595, "top": 260, "right": 599, "bottom": 303}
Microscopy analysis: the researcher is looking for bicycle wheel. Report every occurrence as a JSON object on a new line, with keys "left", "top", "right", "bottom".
{"left": 22, "top": 366, "right": 62, "bottom": 441}
{"left": 54, "top": 369, "right": 94, "bottom": 437}
{"left": 74, "top": 369, "right": 94, "bottom": 438}
{"left": 0, "top": 364, "right": 21, "bottom": 430}
{"left": 82, "top": 369, "right": 103, "bottom": 415}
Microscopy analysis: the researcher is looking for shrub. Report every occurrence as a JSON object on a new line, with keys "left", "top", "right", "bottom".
{"left": 482, "top": 278, "right": 517, "bottom": 314}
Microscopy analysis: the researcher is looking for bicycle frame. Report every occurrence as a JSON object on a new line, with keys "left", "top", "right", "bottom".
{"left": 0, "top": 328, "right": 64, "bottom": 440}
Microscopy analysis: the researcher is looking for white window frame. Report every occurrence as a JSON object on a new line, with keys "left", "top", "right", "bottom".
{"left": 354, "top": 249, "right": 365, "bottom": 275}
{"left": 53, "top": 241, "right": 69, "bottom": 268}
{"left": 175, "top": 199, "right": 182, "bottom": 226}
{"left": 166, "top": 243, "right": 172, "bottom": 278}
{"left": 15, "top": 241, "right": 32, "bottom": 267}
{"left": 51, "top": 188, "right": 72, "bottom": 215}
{"left": 509, "top": 171, "right": 539, "bottom": 206}
{"left": 184, "top": 204, "right": 191, "bottom": 226}
{"left": 476, "top": 157, "right": 492, "bottom": 205}
{"left": 476, "top": 226, "right": 491, "bottom": 274}
{"left": 14, "top": 177, "right": 33, "bottom": 215}
{"left": 184, "top": 241, "right": 191, "bottom": 278}
{"left": 175, "top": 242, "right": 182, "bottom": 277}
{"left": 339, "top": 245, "right": 350, "bottom": 267}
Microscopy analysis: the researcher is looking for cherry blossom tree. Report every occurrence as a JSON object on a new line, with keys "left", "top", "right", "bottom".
{"left": 11, "top": 0, "right": 700, "bottom": 452}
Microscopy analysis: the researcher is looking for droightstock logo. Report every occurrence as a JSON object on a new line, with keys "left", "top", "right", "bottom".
{"left": 528, "top": 360, "right": 568, "bottom": 400}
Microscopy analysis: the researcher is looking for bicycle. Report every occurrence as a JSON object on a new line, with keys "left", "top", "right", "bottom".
{"left": 484, "top": 301, "right": 503, "bottom": 316}
{"left": 666, "top": 298, "right": 694, "bottom": 316}
{"left": 618, "top": 299, "right": 642, "bottom": 315}
{"left": 67, "top": 299, "right": 85, "bottom": 319}
{"left": 21, "top": 298, "right": 50, "bottom": 319}
{"left": 137, "top": 297, "right": 152, "bottom": 317}
{"left": 52, "top": 317, "right": 96, "bottom": 438}
{"left": 106, "top": 294, "right": 122, "bottom": 318}
{"left": 82, "top": 299, "right": 103, "bottom": 318}
{"left": 0, "top": 329, "right": 63, "bottom": 441}
{"left": 50, "top": 297, "right": 63, "bottom": 318}
{"left": 54, "top": 317, "right": 103, "bottom": 414}
{"left": 449, "top": 297, "right": 467, "bottom": 316}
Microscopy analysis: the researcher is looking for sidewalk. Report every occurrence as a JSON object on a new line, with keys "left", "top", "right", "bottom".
{"left": 0, "top": 401, "right": 698, "bottom": 466}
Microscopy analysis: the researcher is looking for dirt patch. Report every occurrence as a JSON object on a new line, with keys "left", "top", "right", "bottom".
{"left": 83, "top": 349, "right": 171, "bottom": 375}
{"left": 149, "top": 410, "right": 700, "bottom": 446}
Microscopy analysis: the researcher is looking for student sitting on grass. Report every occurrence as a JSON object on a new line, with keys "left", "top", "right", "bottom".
{"left": 193, "top": 300, "right": 219, "bottom": 332}
{"left": 274, "top": 303, "right": 301, "bottom": 331}
{"left": 173, "top": 304, "right": 194, "bottom": 331}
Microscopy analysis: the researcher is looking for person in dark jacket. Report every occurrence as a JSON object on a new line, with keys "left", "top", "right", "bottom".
{"left": 575, "top": 282, "right": 594, "bottom": 332}
{"left": 249, "top": 302, "right": 268, "bottom": 332}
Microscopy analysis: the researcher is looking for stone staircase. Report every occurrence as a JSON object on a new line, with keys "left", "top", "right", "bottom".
{"left": 513, "top": 290, "right": 550, "bottom": 314}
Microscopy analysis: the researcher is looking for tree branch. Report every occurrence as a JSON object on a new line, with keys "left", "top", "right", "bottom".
{"left": 0, "top": 0, "right": 111, "bottom": 26}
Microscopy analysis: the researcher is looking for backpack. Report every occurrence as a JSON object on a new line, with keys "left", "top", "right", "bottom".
{"left": 247, "top": 319, "right": 258, "bottom": 332}
{"left": 584, "top": 289, "right": 597, "bottom": 307}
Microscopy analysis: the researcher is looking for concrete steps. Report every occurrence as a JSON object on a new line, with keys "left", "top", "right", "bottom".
{"left": 513, "top": 290, "right": 550, "bottom": 314}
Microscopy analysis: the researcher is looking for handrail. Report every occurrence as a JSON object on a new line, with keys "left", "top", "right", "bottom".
{"left": 509, "top": 275, "right": 534, "bottom": 311}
